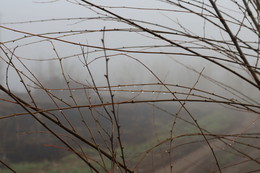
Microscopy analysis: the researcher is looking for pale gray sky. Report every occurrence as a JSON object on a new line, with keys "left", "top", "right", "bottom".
{"left": 0, "top": 1, "right": 258, "bottom": 101}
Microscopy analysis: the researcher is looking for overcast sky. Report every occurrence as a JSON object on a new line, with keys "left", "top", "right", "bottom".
{"left": 0, "top": 1, "right": 258, "bottom": 101}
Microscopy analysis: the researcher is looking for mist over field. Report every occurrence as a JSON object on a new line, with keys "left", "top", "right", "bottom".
{"left": 1, "top": 1, "right": 260, "bottom": 173}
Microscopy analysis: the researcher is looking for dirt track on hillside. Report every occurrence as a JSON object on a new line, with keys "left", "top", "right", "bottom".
{"left": 155, "top": 115, "right": 259, "bottom": 173}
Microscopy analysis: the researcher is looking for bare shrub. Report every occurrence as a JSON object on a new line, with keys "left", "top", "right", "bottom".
{"left": 0, "top": 0, "right": 259, "bottom": 172}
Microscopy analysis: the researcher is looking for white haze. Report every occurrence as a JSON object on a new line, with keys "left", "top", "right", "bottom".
{"left": 0, "top": 0, "right": 258, "bottom": 103}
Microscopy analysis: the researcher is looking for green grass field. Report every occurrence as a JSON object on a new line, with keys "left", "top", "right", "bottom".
{"left": 0, "top": 110, "right": 238, "bottom": 173}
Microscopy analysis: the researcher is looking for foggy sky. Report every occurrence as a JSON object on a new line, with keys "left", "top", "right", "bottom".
{"left": 0, "top": 1, "right": 259, "bottom": 103}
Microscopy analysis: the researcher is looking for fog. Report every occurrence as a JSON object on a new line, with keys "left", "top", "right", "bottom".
{"left": 1, "top": 1, "right": 260, "bottom": 172}
{"left": 1, "top": 1, "right": 257, "bottom": 97}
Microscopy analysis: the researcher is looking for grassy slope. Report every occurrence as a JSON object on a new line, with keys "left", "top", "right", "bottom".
{"left": 0, "top": 108, "right": 239, "bottom": 173}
